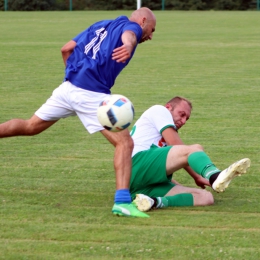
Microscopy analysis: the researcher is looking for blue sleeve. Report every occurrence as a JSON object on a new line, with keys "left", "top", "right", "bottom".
{"left": 72, "top": 29, "right": 87, "bottom": 42}
{"left": 123, "top": 22, "right": 142, "bottom": 43}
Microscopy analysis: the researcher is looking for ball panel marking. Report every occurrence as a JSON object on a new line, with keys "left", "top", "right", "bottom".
{"left": 107, "top": 108, "right": 117, "bottom": 126}
{"left": 113, "top": 98, "right": 127, "bottom": 107}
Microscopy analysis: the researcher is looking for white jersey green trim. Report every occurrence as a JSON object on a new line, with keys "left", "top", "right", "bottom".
{"left": 131, "top": 105, "right": 177, "bottom": 157}
{"left": 160, "top": 124, "right": 177, "bottom": 134}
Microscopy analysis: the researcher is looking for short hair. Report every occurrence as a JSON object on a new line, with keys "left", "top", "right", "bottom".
{"left": 165, "top": 96, "right": 192, "bottom": 110}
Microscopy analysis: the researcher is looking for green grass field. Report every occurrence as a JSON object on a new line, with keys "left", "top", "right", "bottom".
{"left": 0, "top": 10, "right": 260, "bottom": 259}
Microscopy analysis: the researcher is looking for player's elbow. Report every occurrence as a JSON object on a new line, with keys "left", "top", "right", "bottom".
{"left": 122, "top": 31, "right": 137, "bottom": 47}
{"left": 61, "top": 40, "right": 76, "bottom": 54}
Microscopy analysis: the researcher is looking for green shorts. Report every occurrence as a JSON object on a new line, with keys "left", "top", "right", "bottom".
{"left": 130, "top": 146, "right": 175, "bottom": 199}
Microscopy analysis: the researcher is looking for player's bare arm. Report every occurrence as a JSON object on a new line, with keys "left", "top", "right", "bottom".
{"left": 112, "top": 30, "right": 137, "bottom": 63}
{"left": 61, "top": 40, "right": 77, "bottom": 66}
{"left": 162, "top": 127, "right": 184, "bottom": 145}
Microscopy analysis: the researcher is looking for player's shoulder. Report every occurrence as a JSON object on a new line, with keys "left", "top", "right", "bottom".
{"left": 89, "top": 16, "right": 126, "bottom": 29}
{"left": 110, "top": 16, "right": 130, "bottom": 27}
{"left": 141, "top": 105, "right": 168, "bottom": 119}
{"left": 115, "top": 15, "right": 128, "bottom": 21}
{"left": 147, "top": 105, "right": 168, "bottom": 112}
{"left": 119, "top": 16, "right": 142, "bottom": 37}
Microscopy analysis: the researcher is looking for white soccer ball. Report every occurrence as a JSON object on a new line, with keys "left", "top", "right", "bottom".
{"left": 97, "top": 94, "right": 135, "bottom": 132}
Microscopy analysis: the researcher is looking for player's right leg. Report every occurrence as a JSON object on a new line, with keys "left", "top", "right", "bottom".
{"left": 0, "top": 115, "right": 57, "bottom": 137}
{"left": 101, "top": 129, "right": 149, "bottom": 218}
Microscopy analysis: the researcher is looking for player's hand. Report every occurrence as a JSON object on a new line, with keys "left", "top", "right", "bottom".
{"left": 194, "top": 176, "right": 211, "bottom": 189}
{"left": 112, "top": 45, "right": 132, "bottom": 63}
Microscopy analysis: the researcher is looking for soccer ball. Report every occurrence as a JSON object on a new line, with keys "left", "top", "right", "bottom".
{"left": 97, "top": 94, "right": 135, "bottom": 132}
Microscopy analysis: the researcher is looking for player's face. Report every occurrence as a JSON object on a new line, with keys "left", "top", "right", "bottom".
{"left": 140, "top": 18, "right": 156, "bottom": 43}
{"left": 170, "top": 101, "right": 191, "bottom": 130}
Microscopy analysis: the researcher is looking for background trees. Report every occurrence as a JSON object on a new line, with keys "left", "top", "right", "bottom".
{"left": 0, "top": 0, "right": 256, "bottom": 11}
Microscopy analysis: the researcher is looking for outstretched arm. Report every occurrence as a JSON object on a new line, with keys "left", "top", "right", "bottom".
{"left": 61, "top": 40, "right": 77, "bottom": 66}
{"left": 112, "top": 30, "right": 137, "bottom": 63}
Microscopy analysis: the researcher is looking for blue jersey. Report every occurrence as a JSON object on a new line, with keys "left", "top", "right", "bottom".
{"left": 65, "top": 16, "right": 142, "bottom": 94}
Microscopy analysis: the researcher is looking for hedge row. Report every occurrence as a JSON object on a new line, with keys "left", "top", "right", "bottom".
{"left": 0, "top": 0, "right": 256, "bottom": 11}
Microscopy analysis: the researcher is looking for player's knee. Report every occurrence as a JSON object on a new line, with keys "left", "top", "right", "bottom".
{"left": 24, "top": 123, "right": 40, "bottom": 135}
{"left": 114, "top": 131, "right": 133, "bottom": 151}
{"left": 202, "top": 190, "right": 214, "bottom": 205}
{"left": 189, "top": 144, "right": 204, "bottom": 153}
{"left": 194, "top": 189, "right": 214, "bottom": 206}
{"left": 122, "top": 133, "right": 134, "bottom": 151}
{"left": 25, "top": 119, "right": 45, "bottom": 135}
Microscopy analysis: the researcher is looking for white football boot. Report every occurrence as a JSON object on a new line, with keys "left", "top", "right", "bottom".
{"left": 133, "top": 194, "right": 155, "bottom": 212}
{"left": 212, "top": 158, "right": 251, "bottom": 192}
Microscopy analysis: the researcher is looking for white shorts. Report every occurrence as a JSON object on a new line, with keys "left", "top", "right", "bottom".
{"left": 35, "top": 81, "right": 109, "bottom": 134}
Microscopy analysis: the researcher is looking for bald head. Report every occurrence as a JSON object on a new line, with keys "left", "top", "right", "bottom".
{"left": 129, "top": 7, "right": 156, "bottom": 43}
{"left": 130, "top": 7, "right": 156, "bottom": 22}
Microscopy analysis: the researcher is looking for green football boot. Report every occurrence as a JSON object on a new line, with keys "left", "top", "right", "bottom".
{"left": 112, "top": 203, "right": 150, "bottom": 218}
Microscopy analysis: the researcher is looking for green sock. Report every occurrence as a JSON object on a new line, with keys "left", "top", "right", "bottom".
{"left": 156, "top": 194, "right": 194, "bottom": 208}
{"left": 188, "top": 151, "right": 220, "bottom": 180}
{"left": 155, "top": 197, "right": 169, "bottom": 208}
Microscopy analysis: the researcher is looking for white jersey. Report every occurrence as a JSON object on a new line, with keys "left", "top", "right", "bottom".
{"left": 131, "top": 105, "right": 177, "bottom": 157}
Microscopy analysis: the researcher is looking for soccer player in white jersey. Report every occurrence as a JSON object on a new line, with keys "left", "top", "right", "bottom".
{"left": 130, "top": 96, "right": 251, "bottom": 212}
{"left": 0, "top": 8, "right": 156, "bottom": 218}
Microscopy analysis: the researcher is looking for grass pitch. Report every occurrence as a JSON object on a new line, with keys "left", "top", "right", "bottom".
{"left": 0, "top": 11, "right": 260, "bottom": 259}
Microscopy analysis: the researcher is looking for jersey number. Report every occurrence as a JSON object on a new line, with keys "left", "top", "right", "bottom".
{"left": 84, "top": 27, "right": 107, "bottom": 59}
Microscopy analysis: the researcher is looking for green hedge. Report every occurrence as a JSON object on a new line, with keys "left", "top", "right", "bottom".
{"left": 0, "top": 0, "right": 256, "bottom": 11}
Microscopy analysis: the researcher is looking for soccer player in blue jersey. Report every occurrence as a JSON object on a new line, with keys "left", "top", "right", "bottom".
{"left": 0, "top": 7, "right": 156, "bottom": 218}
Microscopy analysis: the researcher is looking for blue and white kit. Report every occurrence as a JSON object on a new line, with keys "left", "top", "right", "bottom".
{"left": 35, "top": 16, "right": 142, "bottom": 134}
{"left": 65, "top": 16, "right": 142, "bottom": 94}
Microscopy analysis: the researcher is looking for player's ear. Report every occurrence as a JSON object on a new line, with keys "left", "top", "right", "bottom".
{"left": 165, "top": 103, "right": 172, "bottom": 110}
{"left": 141, "top": 17, "right": 146, "bottom": 28}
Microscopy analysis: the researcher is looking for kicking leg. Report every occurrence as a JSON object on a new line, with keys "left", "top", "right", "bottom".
{"left": 0, "top": 114, "right": 57, "bottom": 137}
